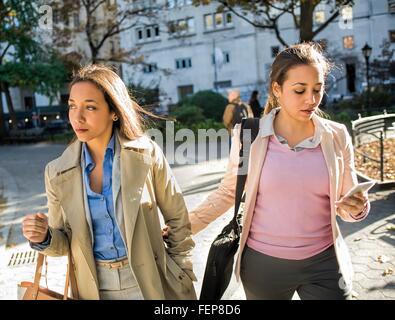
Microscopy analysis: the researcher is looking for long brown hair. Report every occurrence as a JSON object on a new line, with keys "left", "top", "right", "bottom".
{"left": 264, "top": 42, "right": 332, "bottom": 117}
{"left": 69, "top": 64, "right": 157, "bottom": 140}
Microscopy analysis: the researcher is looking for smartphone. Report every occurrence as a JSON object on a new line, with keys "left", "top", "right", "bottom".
{"left": 343, "top": 181, "right": 376, "bottom": 198}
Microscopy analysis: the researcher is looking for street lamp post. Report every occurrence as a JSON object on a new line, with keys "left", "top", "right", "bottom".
{"left": 362, "top": 43, "right": 372, "bottom": 116}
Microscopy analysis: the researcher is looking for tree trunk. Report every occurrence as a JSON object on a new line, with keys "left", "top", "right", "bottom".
{"left": 299, "top": 1, "right": 315, "bottom": 42}
{"left": 2, "top": 82, "right": 17, "bottom": 126}
{"left": 91, "top": 46, "right": 99, "bottom": 64}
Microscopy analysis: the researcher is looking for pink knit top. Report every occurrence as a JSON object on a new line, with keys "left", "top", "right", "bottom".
{"left": 246, "top": 135, "right": 334, "bottom": 260}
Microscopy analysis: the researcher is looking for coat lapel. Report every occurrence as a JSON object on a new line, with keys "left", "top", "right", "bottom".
{"left": 118, "top": 134, "right": 153, "bottom": 259}
{"left": 241, "top": 136, "right": 268, "bottom": 241}
{"left": 320, "top": 129, "right": 341, "bottom": 243}
{"left": 51, "top": 141, "right": 97, "bottom": 279}
{"left": 320, "top": 131, "right": 338, "bottom": 202}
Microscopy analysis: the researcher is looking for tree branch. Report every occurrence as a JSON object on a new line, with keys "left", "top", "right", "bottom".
{"left": 218, "top": 0, "right": 288, "bottom": 46}
{"left": 90, "top": 0, "right": 107, "bottom": 15}
{"left": 313, "top": 0, "right": 353, "bottom": 39}
{"left": 218, "top": 1, "right": 272, "bottom": 29}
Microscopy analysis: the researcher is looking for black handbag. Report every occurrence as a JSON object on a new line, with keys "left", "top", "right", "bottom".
{"left": 199, "top": 118, "right": 260, "bottom": 300}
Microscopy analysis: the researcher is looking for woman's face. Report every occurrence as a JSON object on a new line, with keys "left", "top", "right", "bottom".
{"left": 68, "top": 81, "right": 115, "bottom": 143}
{"left": 273, "top": 64, "right": 324, "bottom": 122}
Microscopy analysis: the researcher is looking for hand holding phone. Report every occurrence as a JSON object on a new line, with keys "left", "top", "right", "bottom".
{"left": 343, "top": 181, "right": 376, "bottom": 198}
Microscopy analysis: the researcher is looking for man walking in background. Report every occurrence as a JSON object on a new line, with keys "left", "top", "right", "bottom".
{"left": 223, "top": 89, "right": 253, "bottom": 135}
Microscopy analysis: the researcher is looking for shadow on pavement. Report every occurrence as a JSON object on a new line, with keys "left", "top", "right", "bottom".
{"left": 338, "top": 191, "right": 395, "bottom": 241}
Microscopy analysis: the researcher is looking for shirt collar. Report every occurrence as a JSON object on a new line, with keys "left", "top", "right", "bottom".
{"left": 259, "top": 107, "right": 324, "bottom": 144}
{"left": 83, "top": 133, "right": 115, "bottom": 171}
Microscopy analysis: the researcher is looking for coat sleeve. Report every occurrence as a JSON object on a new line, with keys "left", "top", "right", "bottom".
{"left": 336, "top": 125, "right": 371, "bottom": 222}
{"left": 151, "top": 142, "right": 197, "bottom": 281}
{"left": 189, "top": 124, "right": 241, "bottom": 234}
{"left": 36, "top": 164, "right": 71, "bottom": 257}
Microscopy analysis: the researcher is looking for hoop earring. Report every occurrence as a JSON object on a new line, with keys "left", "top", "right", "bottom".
{"left": 113, "top": 115, "right": 119, "bottom": 121}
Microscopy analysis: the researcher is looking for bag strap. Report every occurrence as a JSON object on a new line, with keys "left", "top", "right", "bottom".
{"left": 232, "top": 118, "right": 260, "bottom": 223}
{"left": 31, "top": 251, "right": 79, "bottom": 300}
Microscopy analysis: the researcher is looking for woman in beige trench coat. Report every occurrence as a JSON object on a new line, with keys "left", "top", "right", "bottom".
{"left": 22, "top": 65, "right": 196, "bottom": 300}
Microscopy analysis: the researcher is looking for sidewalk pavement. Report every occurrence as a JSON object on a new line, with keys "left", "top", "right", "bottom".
{"left": 0, "top": 143, "right": 394, "bottom": 300}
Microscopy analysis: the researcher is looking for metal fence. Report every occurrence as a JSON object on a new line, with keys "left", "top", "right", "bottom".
{"left": 351, "top": 111, "right": 395, "bottom": 182}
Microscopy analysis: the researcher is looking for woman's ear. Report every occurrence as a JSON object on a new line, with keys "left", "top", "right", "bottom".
{"left": 272, "top": 82, "right": 281, "bottom": 99}
{"left": 110, "top": 110, "right": 118, "bottom": 122}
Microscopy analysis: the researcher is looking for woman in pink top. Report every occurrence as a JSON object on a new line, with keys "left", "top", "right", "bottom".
{"left": 190, "top": 43, "right": 370, "bottom": 300}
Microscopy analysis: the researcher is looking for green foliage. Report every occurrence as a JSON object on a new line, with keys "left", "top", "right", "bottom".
{"left": 170, "top": 104, "right": 205, "bottom": 125}
{"left": 328, "top": 87, "right": 395, "bottom": 116}
{"left": 0, "top": 0, "right": 68, "bottom": 100}
{"left": 179, "top": 90, "right": 227, "bottom": 122}
{"left": 0, "top": 56, "right": 68, "bottom": 100}
{"left": 186, "top": 119, "right": 225, "bottom": 132}
{"left": 326, "top": 87, "right": 395, "bottom": 129}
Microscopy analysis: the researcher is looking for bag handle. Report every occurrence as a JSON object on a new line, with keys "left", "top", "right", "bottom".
{"left": 232, "top": 118, "right": 260, "bottom": 224}
{"left": 31, "top": 251, "right": 79, "bottom": 300}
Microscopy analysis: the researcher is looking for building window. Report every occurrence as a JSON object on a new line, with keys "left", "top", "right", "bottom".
{"left": 178, "top": 20, "right": 187, "bottom": 33}
{"left": 343, "top": 35, "right": 354, "bottom": 49}
{"left": 390, "top": 30, "right": 395, "bottom": 43}
{"left": 204, "top": 12, "right": 233, "bottom": 31}
{"left": 146, "top": 27, "right": 152, "bottom": 39}
{"left": 204, "top": 14, "right": 213, "bottom": 30}
{"left": 133, "top": 0, "right": 157, "bottom": 10}
{"left": 211, "top": 51, "right": 230, "bottom": 65}
{"left": 225, "top": 12, "right": 233, "bottom": 25}
{"left": 187, "top": 17, "right": 195, "bottom": 33}
{"left": 271, "top": 46, "right": 280, "bottom": 57}
{"left": 167, "top": 0, "right": 175, "bottom": 8}
{"left": 214, "top": 80, "right": 232, "bottom": 89}
{"left": 389, "top": 0, "right": 395, "bottom": 13}
{"left": 168, "top": 21, "right": 177, "bottom": 34}
{"left": 137, "top": 29, "right": 143, "bottom": 41}
{"left": 314, "top": 10, "right": 325, "bottom": 24}
{"left": 136, "top": 25, "right": 160, "bottom": 42}
{"left": 341, "top": 6, "right": 353, "bottom": 20}
{"left": 169, "top": 18, "right": 195, "bottom": 35}
{"left": 143, "top": 63, "right": 158, "bottom": 73}
{"left": 215, "top": 13, "right": 223, "bottom": 27}
{"left": 73, "top": 12, "right": 80, "bottom": 28}
{"left": 167, "top": 0, "right": 192, "bottom": 8}
{"left": 176, "top": 58, "right": 192, "bottom": 69}
{"left": 178, "top": 85, "right": 194, "bottom": 100}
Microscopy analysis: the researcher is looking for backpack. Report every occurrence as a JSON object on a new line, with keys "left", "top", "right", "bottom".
{"left": 231, "top": 103, "right": 249, "bottom": 128}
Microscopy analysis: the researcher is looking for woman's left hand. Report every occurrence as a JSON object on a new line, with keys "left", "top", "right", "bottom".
{"left": 335, "top": 191, "right": 368, "bottom": 218}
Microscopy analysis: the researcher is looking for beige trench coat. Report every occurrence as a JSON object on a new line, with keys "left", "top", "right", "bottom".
{"left": 38, "top": 130, "right": 197, "bottom": 300}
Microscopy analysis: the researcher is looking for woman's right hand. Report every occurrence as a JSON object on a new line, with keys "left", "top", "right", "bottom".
{"left": 22, "top": 213, "right": 49, "bottom": 244}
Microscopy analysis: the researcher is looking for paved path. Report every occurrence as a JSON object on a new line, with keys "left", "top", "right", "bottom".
{"left": 0, "top": 143, "right": 394, "bottom": 300}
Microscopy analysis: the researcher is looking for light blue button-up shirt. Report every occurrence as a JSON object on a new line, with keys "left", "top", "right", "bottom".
{"left": 83, "top": 134, "right": 127, "bottom": 260}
